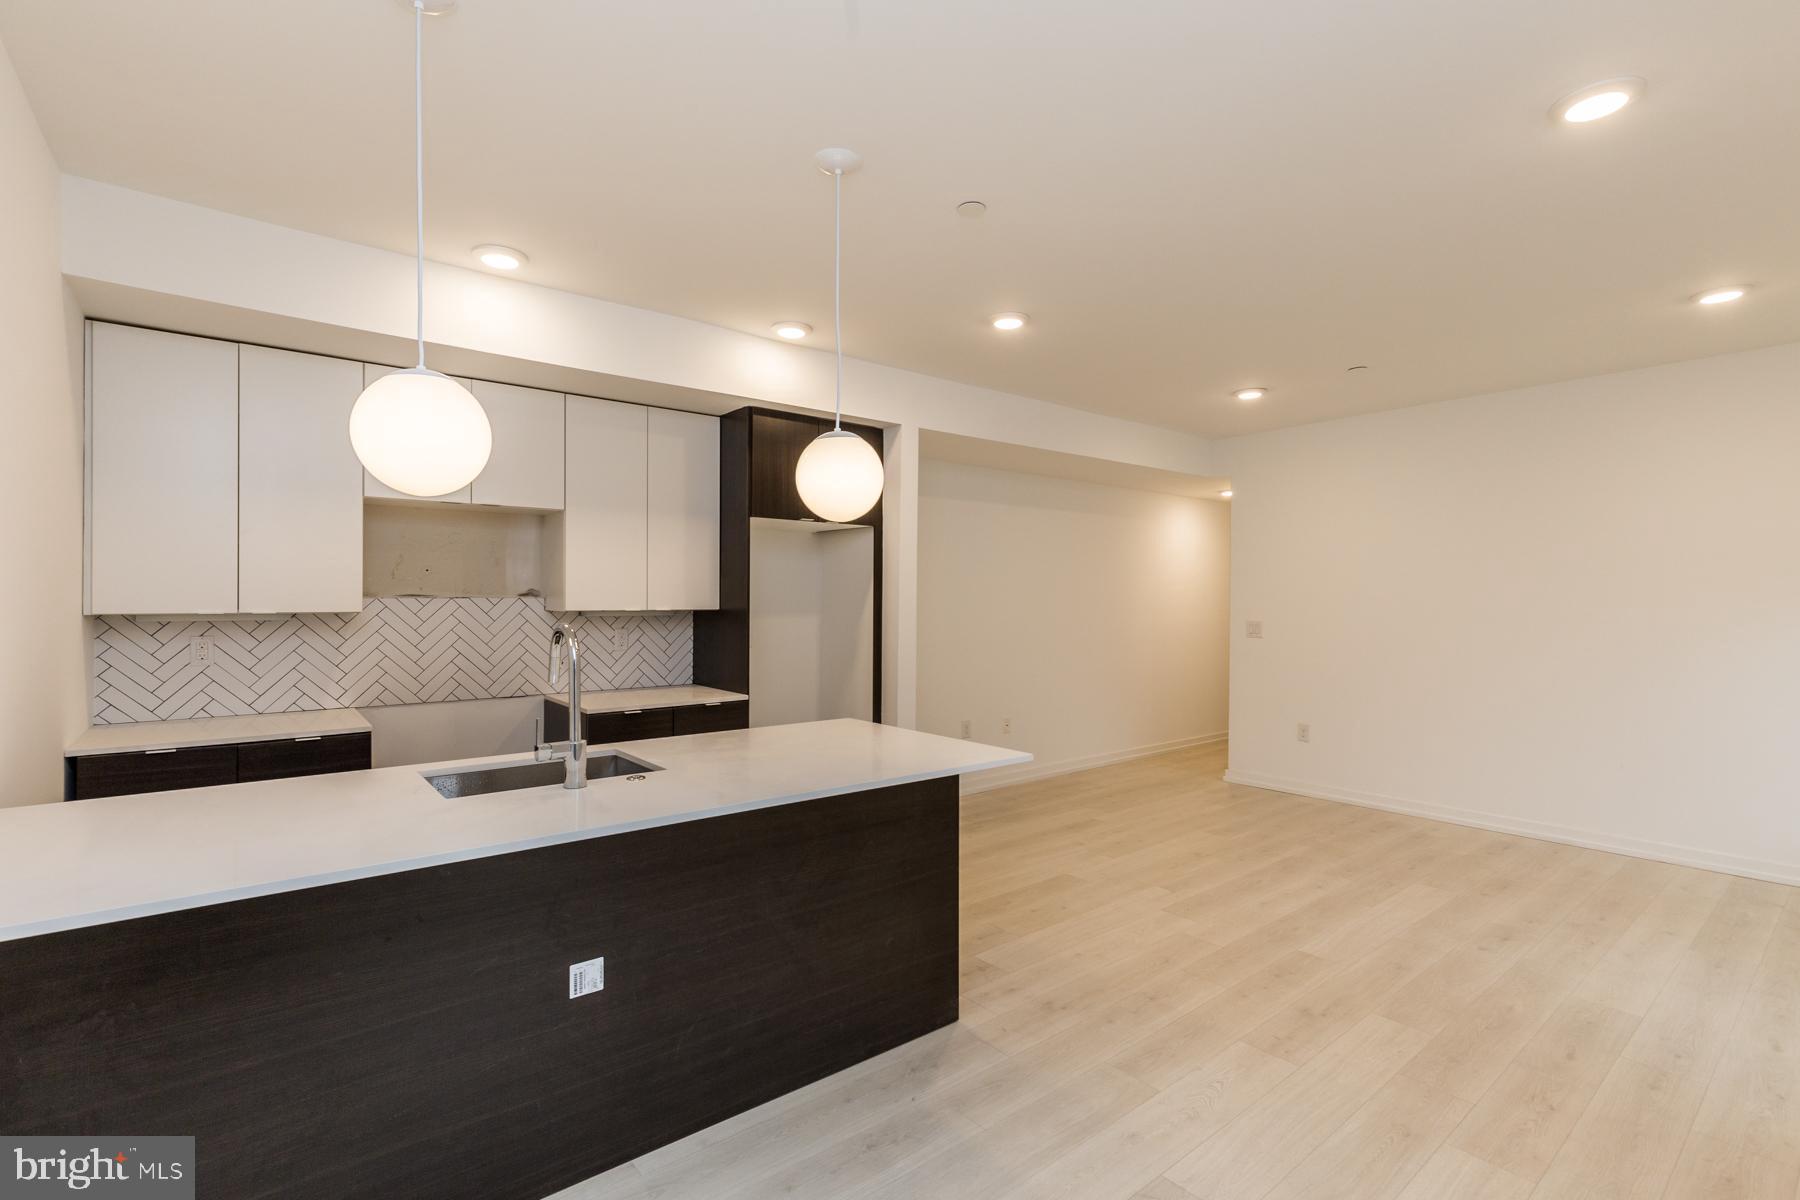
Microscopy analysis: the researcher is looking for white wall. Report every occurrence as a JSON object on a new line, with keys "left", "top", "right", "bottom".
{"left": 918, "top": 460, "right": 1231, "bottom": 788}
{"left": 1221, "top": 342, "right": 1800, "bottom": 883}
{"left": 0, "top": 38, "right": 86, "bottom": 805}
{"left": 360, "top": 697, "right": 541, "bottom": 768}
{"left": 748, "top": 521, "right": 875, "bottom": 727}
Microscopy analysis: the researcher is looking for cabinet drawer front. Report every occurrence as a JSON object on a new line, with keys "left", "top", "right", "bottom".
{"left": 71, "top": 745, "right": 239, "bottom": 801}
{"left": 586, "top": 709, "right": 675, "bottom": 743}
{"left": 237, "top": 733, "right": 373, "bottom": 783}
{"left": 671, "top": 701, "right": 750, "bottom": 735}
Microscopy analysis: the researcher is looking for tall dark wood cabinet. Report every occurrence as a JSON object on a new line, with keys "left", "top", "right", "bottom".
{"left": 694, "top": 408, "right": 884, "bottom": 720}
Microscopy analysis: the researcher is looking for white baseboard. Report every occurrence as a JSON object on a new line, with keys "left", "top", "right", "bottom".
{"left": 1222, "top": 768, "right": 1800, "bottom": 888}
{"left": 963, "top": 731, "right": 1229, "bottom": 795}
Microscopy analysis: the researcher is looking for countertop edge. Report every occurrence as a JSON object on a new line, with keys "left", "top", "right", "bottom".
{"left": 543, "top": 686, "right": 753, "bottom": 715}
{"left": 3, "top": 740, "right": 1029, "bottom": 942}
{"left": 66, "top": 710, "right": 374, "bottom": 757}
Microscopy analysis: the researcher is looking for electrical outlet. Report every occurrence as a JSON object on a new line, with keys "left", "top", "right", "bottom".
{"left": 1246, "top": 620, "right": 1264, "bottom": 639}
{"left": 188, "top": 637, "right": 214, "bottom": 665}
{"left": 569, "top": 955, "right": 605, "bottom": 998}
{"left": 1001, "top": 717, "right": 1013, "bottom": 737}
{"left": 959, "top": 720, "right": 972, "bottom": 739}
{"left": 1297, "top": 723, "right": 1311, "bottom": 743}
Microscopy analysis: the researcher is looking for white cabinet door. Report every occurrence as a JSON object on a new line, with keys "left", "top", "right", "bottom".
{"left": 647, "top": 408, "right": 720, "bottom": 610}
{"left": 469, "top": 381, "right": 564, "bottom": 510}
{"left": 359, "top": 363, "right": 474, "bottom": 504}
{"left": 87, "top": 323, "right": 239, "bottom": 614}
{"left": 239, "top": 346, "right": 364, "bottom": 613}
{"left": 550, "top": 396, "right": 647, "bottom": 611}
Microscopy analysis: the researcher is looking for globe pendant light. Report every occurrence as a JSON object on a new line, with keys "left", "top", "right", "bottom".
{"left": 794, "top": 148, "right": 885, "bottom": 524}
{"left": 349, "top": 0, "right": 492, "bottom": 498}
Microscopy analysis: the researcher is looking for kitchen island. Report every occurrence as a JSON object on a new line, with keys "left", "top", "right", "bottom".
{"left": 0, "top": 720, "right": 1026, "bottom": 1200}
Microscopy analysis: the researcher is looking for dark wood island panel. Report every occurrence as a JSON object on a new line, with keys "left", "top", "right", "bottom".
{"left": 0, "top": 776, "right": 959, "bottom": 1200}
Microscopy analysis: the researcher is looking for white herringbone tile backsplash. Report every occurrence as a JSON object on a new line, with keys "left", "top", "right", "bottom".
{"left": 91, "top": 597, "right": 694, "bottom": 724}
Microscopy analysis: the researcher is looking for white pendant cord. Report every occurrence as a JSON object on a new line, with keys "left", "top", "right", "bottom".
{"left": 412, "top": 0, "right": 427, "bottom": 369}
{"left": 832, "top": 167, "right": 844, "bottom": 432}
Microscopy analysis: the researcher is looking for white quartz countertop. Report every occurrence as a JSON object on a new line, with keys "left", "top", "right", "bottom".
{"left": 543, "top": 685, "right": 751, "bottom": 715}
{"left": 66, "top": 709, "right": 373, "bottom": 756}
{"left": 0, "top": 720, "right": 1027, "bottom": 942}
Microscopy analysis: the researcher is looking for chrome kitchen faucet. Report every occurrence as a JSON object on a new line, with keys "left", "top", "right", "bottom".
{"left": 536, "top": 621, "right": 589, "bottom": 789}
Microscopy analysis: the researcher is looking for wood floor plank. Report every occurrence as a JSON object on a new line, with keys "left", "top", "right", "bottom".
{"left": 1659, "top": 902, "right": 1800, "bottom": 1196}
{"left": 718, "top": 1102, "right": 977, "bottom": 1200}
{"left": 1573, "top": 870, "right": 1730, "bottom": 1016}
{"left": 1163, "top": 1015, "right": 1432, "bottom": 1200}
{"left": 1393, "top": 1147, "right": 1533, "bottom": 1200}
{"left": 1447, "top": 998, "right": 1640, "bottom": 1178}
{"left": 997, "top": 1042, "right": 1296, "bottom": 1200}
{"left": 1660, "top": 1136, "right": 1800, "bottom": 1200}
{"left": 1398, "top": 860, "right": 1663, "bottom": 1105}
{"left": 853, "top": 1065, "right": 1154, "bottom": 1200}
{"left": 1111, "top": 950, "right": 1331, "bottom": 1089}
{"left": 1528, "top": 1056, "right": 1711, "bottom": 1200}
{"left": 965, "top": 926, "right": 1217, "bottom": 1054}
{"left": 1620, "top": 877, "right": 1785, "bottom": 1079}
{"left": 1244, "top": 934, "right": 1451, "bottom": 1066}
{"left": 1259, "top": 1074, "right": 1471, "bottom": 1200}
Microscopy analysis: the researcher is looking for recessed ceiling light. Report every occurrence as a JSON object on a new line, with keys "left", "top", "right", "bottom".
{"left": 957, "top": 200, "right": 988, "bottom": 217}
{"left": 772, "top": 321, "right": 812, "bottom": 339}
{"left": 991, "top": 312, "right": 1028, "bottom": 331}
{"left": 1694, "top": 287, "right": 1747, "bottom": 306}
{"left": 1233, "top": 387, "right": 1267, "bottom": 402}
{"left": 1553, "top": 77, "right": 1644, "bottom": 124}
{"left": 472, "top": 244, "right": 527, "bottom": 271}
{"left": 1219, "top": 490, "right": 1234, "bottom": 499}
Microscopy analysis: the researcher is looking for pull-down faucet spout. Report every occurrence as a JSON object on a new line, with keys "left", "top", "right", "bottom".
{"left": 536, "top": 622, "right": 588, "bottom": 789}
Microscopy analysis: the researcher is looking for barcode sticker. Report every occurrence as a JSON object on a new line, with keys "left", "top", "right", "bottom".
{"left": 569, "top": 956, "right": 605, "bottom": 998}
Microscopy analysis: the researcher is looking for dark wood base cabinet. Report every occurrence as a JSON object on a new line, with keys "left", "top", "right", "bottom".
{"left": 0, "top": 777, "right": 959, "bottom": 1200}
{"left": 66, "top": 733, "right": 372, "bottom": 801}
{"left": 543, "top": 698, "right": 750, "bottom": 745}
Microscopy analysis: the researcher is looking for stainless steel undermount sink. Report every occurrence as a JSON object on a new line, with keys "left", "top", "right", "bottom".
{"left": 424, "top": 751, "right": 660, "bottom": 799}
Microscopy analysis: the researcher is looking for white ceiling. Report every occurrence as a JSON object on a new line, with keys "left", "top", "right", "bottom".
{"left": 2, "top": 0, "right": 1796, "bottom": 438}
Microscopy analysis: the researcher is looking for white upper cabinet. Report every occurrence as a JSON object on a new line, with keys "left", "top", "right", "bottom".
{"left": 547, "top": 397, "right": 648, "bottom": 612}
{"left": 469, "top": 381, "right": 565, "bottom": 510}
{"left": 360, "top": 363, "right": 474, "bottom": 504}
{"left": 86, "top": 324, "right": 721, "bottom": 617}
{"left": 87, "top": 323, "right": 239, "bottom": 615}
{"left": 647, "top": 408, "right": 720, "bottom": 610}
{"left": 239, "top": 346, "right": 364, "bottom": 613}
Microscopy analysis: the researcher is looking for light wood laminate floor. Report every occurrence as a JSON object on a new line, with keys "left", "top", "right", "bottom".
{"left": 556, "top": 740, "right": 1800, "bottom": 1200}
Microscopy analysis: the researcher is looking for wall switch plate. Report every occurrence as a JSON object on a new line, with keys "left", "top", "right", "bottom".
{"left": 569, "top": 956, "right": 605, "bottom": 998}
{"left": 959, "top": 720, "right": 972, "bottom": 739}
{"left": 1297, "top": 723, "right": 1310, "bottom": 743}
{"left": 188, "top": 637, "right": 214, "bottom": 665}
{"left": 1246, "top": 621, "right": 1264, "bottom": 639}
